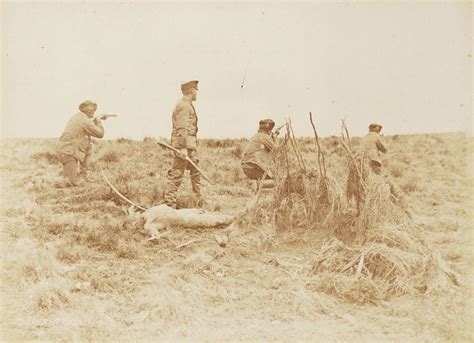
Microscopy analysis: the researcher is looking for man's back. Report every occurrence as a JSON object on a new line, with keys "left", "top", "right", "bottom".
{"left": 357, "top": 131, "right": 387, "bottom": 165}
{"left": 58, "top": 112, "right": 104, "bottom": 159}
{"left": 242, "top": 131, "right": 277, "bottom": 170}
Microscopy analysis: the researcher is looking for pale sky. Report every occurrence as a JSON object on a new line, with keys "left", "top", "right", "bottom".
{"left": 1, "top": 1, "right": 472, "bottom": 139}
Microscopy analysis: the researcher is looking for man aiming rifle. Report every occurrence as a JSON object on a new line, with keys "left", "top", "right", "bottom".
{"left": 57, "top": 100, "right": 116, "bottom": 186}
{"left": 241, "top": 118, "right": 281, "bottom": 189}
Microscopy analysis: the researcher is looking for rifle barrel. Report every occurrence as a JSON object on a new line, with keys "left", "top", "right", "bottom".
{"left": 157, "top": 141, "right": 214, "bottom": 185}
{"left": 275, "top": 123, "right": 286, "bottom": 130}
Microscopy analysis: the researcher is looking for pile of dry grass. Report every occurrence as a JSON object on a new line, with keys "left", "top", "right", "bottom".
{"left": 243, "top": 117, "right": 346, "bottom": 231}
{"left": 311, "top": 158, "right": 461, "bottom": 304}
{"left": 241, "top": 117, "right": 462, "bottom": 304}
{"left": 310, "top": 187, "right": 461, "bottom": 304}
{"left": 270, "top": 168, "right": 346, "bottom": 231}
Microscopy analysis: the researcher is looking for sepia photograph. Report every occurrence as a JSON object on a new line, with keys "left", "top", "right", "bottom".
{"left": 1, "top": 0, "right": 472, "bottom": 341}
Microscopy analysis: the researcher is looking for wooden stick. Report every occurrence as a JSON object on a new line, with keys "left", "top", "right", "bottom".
{"left": 341, "top": 118, "right": 351, "bottom": 147}
{"left": 339, "top": 119, "right": 367, "bottom": 190}
{"left": 309, "top": 112, "right": 327, "bottom": 180}
{"left": 100, "top": 166, "right": 147, "bottom": 211}
{"left": 356, "top": 253, "right": 365, "bottom": 276}
{"left": 286, "top": 119, "right": 303, "bottom": 170}
{"left": 176, "top": 239, "right": 202, "bottom": 249}
{"left": 287, "top": 118, "right": 307, "bottom": 171}
{"left": 309, "top": 112, "right": 331, "bottom": 201}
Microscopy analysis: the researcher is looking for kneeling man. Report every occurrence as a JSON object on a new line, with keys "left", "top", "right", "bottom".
{"left": 241, "top": 119, "right": 279, "bottom": 188}
{"left": 57, "top": 100, "right": 107, "bottom": 186}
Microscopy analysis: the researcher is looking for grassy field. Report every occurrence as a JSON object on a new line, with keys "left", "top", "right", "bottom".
{"left": 1, "top": 132, "right": 472, "bottom": 341}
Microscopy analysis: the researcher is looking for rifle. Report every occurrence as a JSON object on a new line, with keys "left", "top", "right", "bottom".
{"left": 275, "top": 123, "right": 287, "bottom": 131}
{"left": 271, "top": 123, "right": 287, "bottom": 140}
{"left": 94, "top": 114, "right": 118, "bottom": 122}
{"left": 273, "top": 123, "right": 287, "bottom": 135}
{"left": 157, "top": 141, "right": 215, "bottom": 185}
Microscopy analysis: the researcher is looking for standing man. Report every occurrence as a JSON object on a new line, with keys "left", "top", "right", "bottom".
{"left": 57, "top": 100, "right": 107, "bottom": 186}
{"left": 163, "top": 80, "right": 202, "bottom": 208}
{"left": 241, "top": 119, "right": 279, "bottom": 184}
{"left": 350, "top": 122, "right": 405, "bottom": 206}
{"left": 356, "top": 123, "right": 387, "bottom": 174}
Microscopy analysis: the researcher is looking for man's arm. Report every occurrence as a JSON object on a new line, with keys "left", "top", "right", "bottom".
{"left": 81, "top": 117, "right": 105, "bottom": 138}
{"left": 173, "top": 103, "right": 191, "bottom": 149}
{"left": 262, "top": 134, "right": 278, "bottom": 152}
{"left": 376, "top": 135, "right": 387, "bottom": 153}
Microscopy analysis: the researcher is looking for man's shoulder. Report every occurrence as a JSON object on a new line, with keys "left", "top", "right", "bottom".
{"left": 174, "top": 98, "right": 194, "bottom": 116}
{"left": 175, "top": 97, "right": 193, "bottom": 109}
{"left": 67, "top": 112, "right": 88, "bottom": 126}
{"left": 72, "top": 112, "right": 89, "bottom": 121}
{"left": 253, "top": 131, "right": 271, "bottom": 139}
{"left": 364, "top": 132, "right": 380, "bottom": 140}
{"left": 251, "top": 131, "right": 274, "bottom": 145}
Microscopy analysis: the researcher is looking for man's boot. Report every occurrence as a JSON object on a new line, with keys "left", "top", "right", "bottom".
{"left": 79, "top": 168, "right": 93, "bottom": 182}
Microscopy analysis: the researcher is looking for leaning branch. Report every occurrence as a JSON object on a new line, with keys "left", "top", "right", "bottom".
{"left": 309, "top": 112, "right": 328, "bottom": 180}
{"left": 339, "top": 120, "right": 366, "bottom": 193}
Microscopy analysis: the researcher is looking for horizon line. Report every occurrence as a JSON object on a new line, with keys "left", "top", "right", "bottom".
{"left": 0, "top": 131, "right": 469, "bottom": 141}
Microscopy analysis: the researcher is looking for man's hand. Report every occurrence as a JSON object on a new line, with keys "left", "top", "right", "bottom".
{"left": 101, "top": 114, "right": 118, "bottom": 120}
{"left": 94, "top": 114, "right": 117, "bottom": 122}
{"left": 179, "top": 148, "right": 188, "bottom": 157}
{"left": 93, "top": 115, "right": 105, "bottom": 124}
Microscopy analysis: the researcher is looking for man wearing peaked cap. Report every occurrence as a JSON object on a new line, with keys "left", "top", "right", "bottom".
{"left": 241, "top": 118, "right": 279, "bottom": 188}
{"left": 181, "top": 80, "right": 199, "bottom": 92}
{"left": 163, "top": 80, "right": 203, "bottom": 208}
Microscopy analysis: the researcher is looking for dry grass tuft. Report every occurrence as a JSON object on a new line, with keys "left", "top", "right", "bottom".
{"left": 99, "top": 149, "right": 120, "bottom": 163}
{"left": 31, "top": 151, "right": 60, "bottom": 164}
{"left": 30, "top": 280, "right": 70, "bottom": 313}
{"left": 5, "top": 238, "right": 63, "bottom": 284}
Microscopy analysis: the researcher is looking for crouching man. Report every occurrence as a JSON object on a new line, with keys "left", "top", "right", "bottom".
{"left": 241, "top": 119, "right": 279, "bottom": 190}
{"left": 57, "top": 100, "right": 107, "bottom": 186}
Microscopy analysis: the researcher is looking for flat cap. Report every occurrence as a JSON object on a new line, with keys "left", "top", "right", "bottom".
{"left": 369, "top": 123, "right": 383, "bottom": 130}
{"left": 79, "top": 100, "right": 97, "bottom": 111}
{"left": 181, "top": 80, "right": 199, "bottom": 92}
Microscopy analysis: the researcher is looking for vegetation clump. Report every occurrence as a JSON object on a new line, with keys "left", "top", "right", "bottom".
{"left": 242, "top": 118, "right": 461, "bottom": 304}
